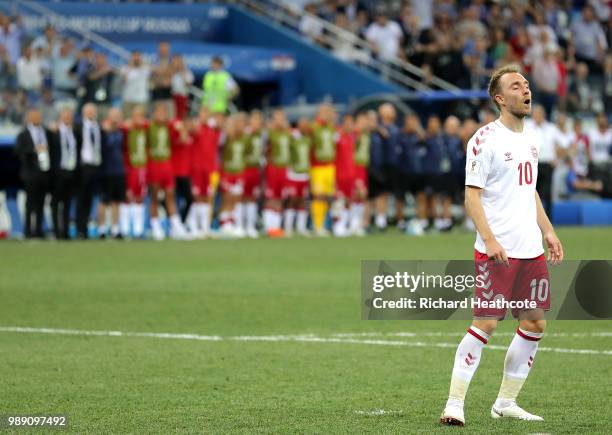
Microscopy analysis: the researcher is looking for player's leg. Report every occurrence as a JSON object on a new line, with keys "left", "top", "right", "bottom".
{"left": 231, "top": 178, "right": 245, "bottom": 238}
{"left": 283, "top": 194, "right": 296, "bottom": 237}
{"left": 295, "top": 188, "right": 309, "bottom": 236}
{"left": 349, "top": 177, "right": 367, "bottom": 236}
{"left": 243, "top": 169, "right": 260, "bottom": 238}
{"left": 149, "top": 183, "right": 165, "bottom": 241}
{"left": 441, "top": 319, "right": 496, "bottom": 426}
{"left": 310, "top": 166, "right": 328, "bottom": 235}
{"left": 491, "top": 256, "right": 549, "bottom": 421}
{"left": 441, "top": 251, "right": 514, "bottom": 426}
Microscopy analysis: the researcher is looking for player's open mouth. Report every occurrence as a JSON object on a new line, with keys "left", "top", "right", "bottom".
{"left": 523, "top": 99, "right": 531, "bottom": 106}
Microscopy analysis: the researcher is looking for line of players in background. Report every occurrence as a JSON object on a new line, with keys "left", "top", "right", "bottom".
{"left": 21, "top": 100, "right": 486, "bottom": 240}
{"left": 112, "top": 102, "right": 477, "bottom": 240}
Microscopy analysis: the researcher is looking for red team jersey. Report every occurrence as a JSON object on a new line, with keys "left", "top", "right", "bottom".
{"left": 335, "top": 130, "right": 356, "bottom": 198}
{"left": 191, "top": 121, "right": 221, "bottom": 197}
{"left": 170, "top": 121, "right": 192, "bottom": 178}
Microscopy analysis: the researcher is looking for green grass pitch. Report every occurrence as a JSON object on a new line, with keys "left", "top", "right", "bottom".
{"left": 1, "top": 227, "right": 611, "bottom": 433}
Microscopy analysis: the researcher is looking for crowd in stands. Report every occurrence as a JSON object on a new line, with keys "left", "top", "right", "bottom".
{"left": 0, "top": 14, "right": 195, "bottom": 128}
{"left": 298, "top": 0, "right": 612, "bottom": 117}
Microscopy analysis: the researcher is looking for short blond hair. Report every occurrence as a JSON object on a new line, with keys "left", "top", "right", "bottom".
{"left": 488, "top": 63, "right": 522, "bottom": 110}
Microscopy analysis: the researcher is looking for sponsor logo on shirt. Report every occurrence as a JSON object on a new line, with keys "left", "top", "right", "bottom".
{"left": 504, "top": 151, "right": 513, "bottom": 161}
{"left": 530, "top": 145, "right": 538, "bottom": 159}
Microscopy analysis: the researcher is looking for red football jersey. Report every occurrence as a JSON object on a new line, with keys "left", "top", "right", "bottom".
{"left": 335, "top": 130, "right": 356, "bottom": 179}
{"left": 192, "top": 122, "right": 221, "bottom": 173}
{"left": 170, "top": 120, "right": 192, "bottom": 177}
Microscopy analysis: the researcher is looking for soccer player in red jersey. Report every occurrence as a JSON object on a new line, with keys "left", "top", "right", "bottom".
{"left": 285, "top": 117, "right": 312, "bottom": 237}
{"left": 219, "top": 113, "right": 248, "bottom": 237}
{"left": 440, "top": 64, "right": 564, "bottom": 426}
{"left": 170, "top": 114, "right": 194, "bottom": 225}
{"left": 243, "top": 111, "right": 266, "bottom": 238}
{"left": 263, "top": 109, "right": 292, "bottom": 237}
{"left": 147, "top": 103, "right": 187, "bottom": 240}
{"left": 187, "top": 108, "right": 223, "bottom": 238}
{"left": 333, "top": 114, "right": 356, "bottom": 237}
{"left": 122, "top": 105, "right": 148, "bottom": 238}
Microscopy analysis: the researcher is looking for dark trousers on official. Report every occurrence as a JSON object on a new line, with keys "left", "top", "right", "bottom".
{"left": 537, "top": 162, "right": 554, "bottom": 217}
{"left": 23, "top": 173, "right": 49, "bottom": 238}
{"left": 175, "top": 176, "right": 193, "bottom": 222}
{"left": 51, "top": 170, "right": 75, "bottom": 239}
{"left": 76, "top": 164, "right": 99, "bottom": 238}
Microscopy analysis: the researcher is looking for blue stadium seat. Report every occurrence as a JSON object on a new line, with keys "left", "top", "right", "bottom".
{"left": 580, "top": 200, "right": 612, "bottom": 226}
{"left": 552, "top": 201, "right": 581, "bottom": 225}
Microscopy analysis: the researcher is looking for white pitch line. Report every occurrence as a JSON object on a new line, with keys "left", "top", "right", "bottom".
{"left": 330, "top": 332, "right": 612, "bottom": 338}
{"left": 1, "top": 326, "right": 611, "bottom": 356}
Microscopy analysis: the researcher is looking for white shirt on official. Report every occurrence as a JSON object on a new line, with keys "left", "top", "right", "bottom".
{"left": 27, "top": 123, "right": 50, "bottom": 172}
{"left": 465, "top": 120, "right": 544, "bottom": 259}
{"left": 81, "top": 119, "right": 102, "bottom": 166}
{"left": 59, "top": 122, "right": 77, "bottom": 171}
{"left": 525, "top": 119, "right": 558, "bottom": 163}
{"left": 588, "top": 128, "right": 612, "bottom": 164}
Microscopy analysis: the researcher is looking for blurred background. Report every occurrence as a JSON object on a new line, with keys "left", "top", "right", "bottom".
{"left": 0, "top": 0, "right": 610, "bottom": 240}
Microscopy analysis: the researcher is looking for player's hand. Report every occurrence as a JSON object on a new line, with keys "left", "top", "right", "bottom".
{"left": 544, "top": 232, "right": 563, "bottom": 265}
{"left": 484, "top": 238, "right": 509, "bottom": 267}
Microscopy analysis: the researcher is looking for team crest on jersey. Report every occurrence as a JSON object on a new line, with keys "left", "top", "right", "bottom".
{"left": 504, "top": 152, "right": 513, "bottom": 161}
{"left": 530, "top": 145, "right": 538, "bottom": 159}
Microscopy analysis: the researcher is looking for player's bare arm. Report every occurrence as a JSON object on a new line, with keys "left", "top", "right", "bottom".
{"left": 465, "top": 185, "right": 509, "bottom": 266}
{"left": 535, "top": 191, "right": 564, "bottom": 265}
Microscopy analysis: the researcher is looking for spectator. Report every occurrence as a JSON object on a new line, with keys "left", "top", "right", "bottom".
{"left": 430, "top": 34, "right": 469, "bottom": 88}
{"left": 526, "top": 105, "right": 563, "bottom": 216}
{"left": 15, "top": 108, "right": 51, "bottom": 238}
{"left": 121, "top": 51, "right": 150, "bottom": 118}
{"left": 31, "top": 24, "right": 60, "bottom": 58}
{"left": 40, "top": 87, "right": 58, "bottom": 126}
{"left": 49, "top": 108, "right": 78, "bottom": 240}
{"left": 365, "top": 12, "right": 403, "bottom": 62}
{"left": 565, "top": 162, "right": 603, "bottom": 199}
{"left": 51, "top": 38, "right": 78, "bottom": 100}
{"left": 570, "top": 5, "right": 608, "bottom": 74}
{"left": 74, "top": 103, "right": 104, "bottom": 239}
{"left": 603, "top": 54, "right": 612, "bottom": 115}
{"left": 568, "top": 62, "right": 601, "bottom": 114}
{"left": 463, "top": 36, "right": 494, "bottom": 89}
{"left": 72, "top": 45, "right": 95, "bottom": 93}
{"left": 0, "top": 43, "right": 16, "bottom": 92}
{"left": 569, "top": 118, "right": 591, "bottom": 177}
{"left": 299, "top": 3, "right": 324, "bottom": 44}
{"left": 0, "top": 14, "right": 24, "bottom": 65}
{"left": 98, "top": 108, "right": 126, "bottom": 239}
{"left": 588, "top": 112, "right": 612, "bottom": 166}
{"left": 410, "top": 0, "right": 434, "bottom": 31}
{"left": 455, "top": 5, "right": 487, "bottom": 42}
{"left": 170, "top": 54, "right": 194, "bottom": 120}
{"left": 151, "top": 42, "right": 174, "bottom": 117}
{"left": 201, "top": 56, "right": 239, "bottom": 114}
{"left": 532, "top": 46, "right": 561, "bottom": 119}
{"left": 16, "top": 46, "right": 44, "bottom": 103}
{"left": 83, "top": 52, "right": 115, "bottom": 119}
{"left": 331, "top": 13, "right": 367, "bottom": 64}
